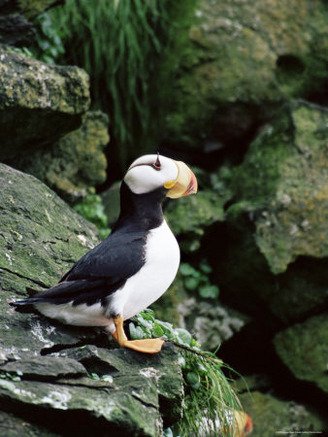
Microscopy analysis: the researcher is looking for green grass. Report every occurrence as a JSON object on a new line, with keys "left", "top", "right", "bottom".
{"left": 131, "top": 309, "right": 244, "bottom": 436}
{"left": 47, "top": 0, "right": 171, "bottom": 169}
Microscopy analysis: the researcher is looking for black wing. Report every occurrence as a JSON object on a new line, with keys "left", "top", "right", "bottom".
{"left": 61, "top": 229, "right": 146, "bottom": 282}
{"left": 14, "top": 230, "right": 147, "bottom": 307}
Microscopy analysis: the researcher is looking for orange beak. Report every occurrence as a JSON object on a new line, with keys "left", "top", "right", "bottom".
{"left": 164, "top": 160, "right": 198, "bottom": 199}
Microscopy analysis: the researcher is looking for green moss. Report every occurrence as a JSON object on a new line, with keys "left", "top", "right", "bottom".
{"left": 0, "top": 163, "right": 99, "bottom": 292}
{"left": 229, "top": 101, "right": 328, "bottom": 274}
{"left": 162, "top": 0, "right": 328, "bottom": 147}
{"left": 165, "top": 188, "right": 225, "bottom": 252}
{"left": 274, "top": 314, "right": 328, "bottom": 394}
{"left": 240, "top": 391, "right": 326, "bottom": 436}
{"left": 18, "top": 0, "right": 57, "bottom": 18}
{"left": 13, "top": 111, "right": 109, "bottom": 203}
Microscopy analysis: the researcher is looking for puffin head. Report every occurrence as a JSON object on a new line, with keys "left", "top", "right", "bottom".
{"left": 124, "top": 154, "right": 198, "bottom": 198}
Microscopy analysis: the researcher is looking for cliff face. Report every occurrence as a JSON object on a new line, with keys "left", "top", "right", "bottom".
{"left": 0, "top": 163, "right": 184, "bottom": 436}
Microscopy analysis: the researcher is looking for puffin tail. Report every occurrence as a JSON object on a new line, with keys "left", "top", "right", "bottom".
{"left": 10, "top": 297, "right": 38, "bottom": 313}
{"left": 10, "top": 286, "right": 47, "bottom": 312}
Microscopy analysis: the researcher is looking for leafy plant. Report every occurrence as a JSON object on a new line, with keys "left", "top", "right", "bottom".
{"left": 32, "top": 12, "right": 65, "bottom": 64}
{"left": 180, "top": 262, "right": 219, "bottom": 299}
{"left": 130, "top": 309, "right": 243, "bottom": 437}
{"left": 87, "top": 373, "right": 113, "bottom": 383}
{"left": 5, "top": 46, "right": 34, "bottom": 57}
{"left": 0, "top": 370, "right": 23, "bottom": 382}
{"left": 73, "top": 194, "right": 111, "bottom": 239}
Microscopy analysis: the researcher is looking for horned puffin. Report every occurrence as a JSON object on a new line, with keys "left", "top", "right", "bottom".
{"left": 13, "top": 154, "right": 197, "bottom": 354}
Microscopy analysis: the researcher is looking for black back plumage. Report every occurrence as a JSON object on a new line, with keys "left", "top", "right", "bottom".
{"left": 14, "top": 183, "right": 166, "bottom": 308}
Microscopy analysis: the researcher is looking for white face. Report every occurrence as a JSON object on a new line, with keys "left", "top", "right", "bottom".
{"left": 124, "top": 154, "right": 179, "bottom": 194}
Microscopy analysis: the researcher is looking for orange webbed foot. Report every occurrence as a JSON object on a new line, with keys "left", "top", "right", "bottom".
{"left": 111, "top": 315, "right": 165, "bottom": 354}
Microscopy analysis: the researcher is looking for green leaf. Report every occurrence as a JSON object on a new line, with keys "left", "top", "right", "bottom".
{"left": 129, "top": 322, "right": 145, "bottom": 340}
{"left": 140, "top": 308, "right": 156, "bottom": 322}
{"left": 135, "top": 314, "right": 153, "bottom": 330}
{"left": 199, "top": 285, "right": 219, "bottom": 299}
{"left": 199, "top": 262, "right": 212, "bottom": 274}
{"left": 186, "top": 371, "right": 200, "bottom": 390}
{"left": 184, "top": 276, "right": 200, "bottom": 291}
{"left": 155, "top": 320, "right": 174, "bottom": 338}
{"left": 151, "top": 323, "right": 164, "bottom": 338}
{"left": 174, "top": 328, "right": 192, "bottom": 346}
{"left": 179, "top": 263, "right": 197, "bottom": 277}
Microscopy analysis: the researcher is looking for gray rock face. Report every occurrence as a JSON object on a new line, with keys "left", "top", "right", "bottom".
{"left": 0, "top": 46, "right": 90, "bottom": 161}
{"left": 0, "top": 163, "right": 99, "bottom": 292}
{"left": 0, "top": 13, "right": 35, "bottom": 47}
{"left": 0, "top": 164, "right": 183, "bottom": 436}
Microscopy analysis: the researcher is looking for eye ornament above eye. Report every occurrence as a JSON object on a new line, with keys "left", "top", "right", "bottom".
{"left": 152, "top": 155, "right": 161, "bottom": 170}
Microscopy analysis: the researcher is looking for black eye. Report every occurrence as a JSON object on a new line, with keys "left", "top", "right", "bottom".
{"left": 152, "top": 154, "right": 161, "bottom": 170}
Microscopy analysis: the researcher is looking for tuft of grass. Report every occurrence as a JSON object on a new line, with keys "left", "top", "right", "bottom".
{"left": 48, "top": 0, "right": 171, "bottom": 169}
{"left": 131, "top": 309, "right": 244, "bottom": 437}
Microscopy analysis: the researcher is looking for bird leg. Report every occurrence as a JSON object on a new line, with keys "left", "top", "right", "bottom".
{"left": 112, "top": 316, "right": 165, "bottom": 354}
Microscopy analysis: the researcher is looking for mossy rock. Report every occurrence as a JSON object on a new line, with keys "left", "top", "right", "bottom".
{"left": 12, "top": 111, "right": 109, "bottom": 203}
{"left": 0, "top": 45, "right": 90, "bottom": 161}
{"left": 0, "top": 0, "right": 58, "bottom": 19}
{"left": 240, "top": 391, "right": 326, "bottom": 436}
{"left": 207, "top": 101, "right": 328, "bottom": 322}
{"left": 0, "top": 0, "right": 58, "bottom": 47}
{"left": 0, "top": 164, "right": 184, "bottom": 436}
{"left": 165, "top": 188, "right": 225, "bottom": 252}
{"left": 0, "top": 163, "right": 99, "bottom": 293}
{"left": 163, "top": 0, "right": 328, "bottom": 149}
{"left": 232, "top": 101, "right": 328, "bottom": 273}
{"left": 274, "top": 314, "right": 328, "bottom": 396}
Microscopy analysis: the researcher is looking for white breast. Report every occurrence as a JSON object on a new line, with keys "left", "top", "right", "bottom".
{"left": 109, "top": 219, "right": 180, "bottom": 322}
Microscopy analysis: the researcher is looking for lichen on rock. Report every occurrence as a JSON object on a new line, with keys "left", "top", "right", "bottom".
{"left": 274, "top": 313, "right": 328, "bottom": 396}
{"left": 239, "top": 391, "right": 326, "bottom": 436}
{"left": 0, "top": 164, "right": 184, "bottom": 436}
{"left": 0, "top": 163, "right": 99, "bottom": 292}
{"left": 12, "top": 111, "right": 109, "bottom": 203}
{"left": 209, "top": 100, "right": 328, "bottom": 322}
{"left": 0, "top": 45, "right": 90, "bottom": 161}
{"left": 163, "top": 0, "right": 328, "bottom": 150}
{"left": 233, "top": 101, "right": 328, "bottom": 274}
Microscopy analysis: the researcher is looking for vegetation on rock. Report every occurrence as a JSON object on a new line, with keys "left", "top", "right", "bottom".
{"left": 1, "top": 0, "right": 328, "bottom": 434}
